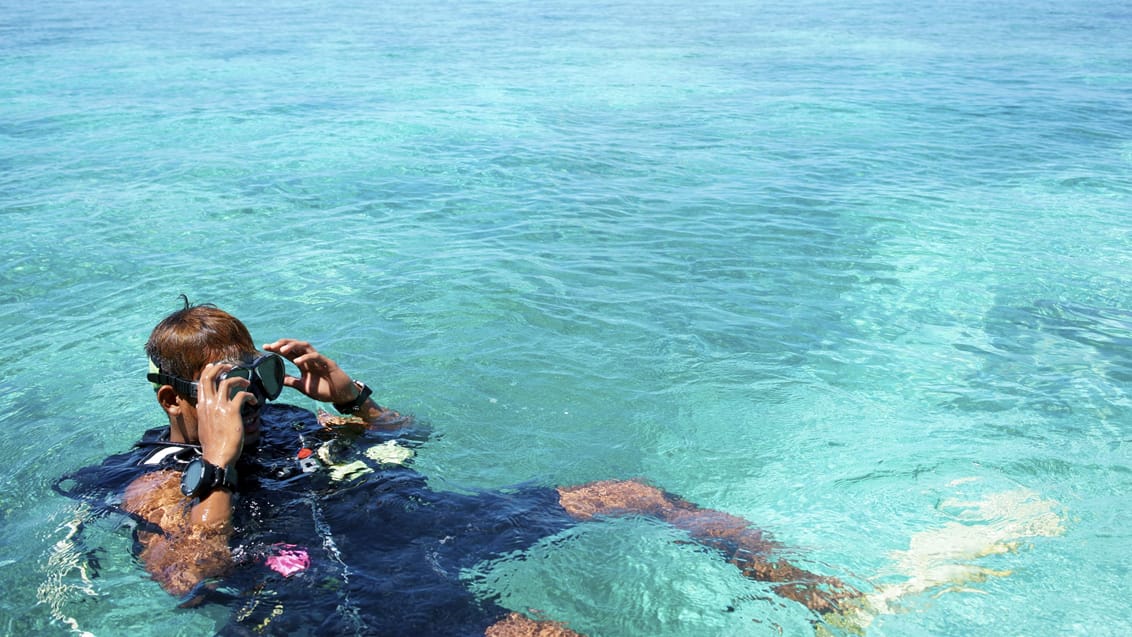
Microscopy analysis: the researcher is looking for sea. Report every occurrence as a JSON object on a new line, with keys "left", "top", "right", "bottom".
{"left": 1, "top": 0, "right": 1130, "bottom": 635}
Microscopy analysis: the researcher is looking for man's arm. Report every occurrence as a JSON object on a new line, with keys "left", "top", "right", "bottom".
{"left": 484, "top": 612, "right": 584, "bottom": 637}
{"left": 263, "top": 338, "right": 407, "bottom": 430}
{"left": 556, "top": 479, "right": 859, "bottom": 615}
{"left": 121, "top": 470, "right": 233, "bottom": 597}
{"left": 125, "top": 363, "right": 250, "bottom": 596}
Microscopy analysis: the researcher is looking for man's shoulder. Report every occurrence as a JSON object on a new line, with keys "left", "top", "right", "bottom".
{"left": 122, "top": 469, "right": 181, "bottom": 513}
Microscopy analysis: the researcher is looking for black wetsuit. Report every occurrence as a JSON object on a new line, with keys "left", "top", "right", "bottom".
{"left": 55, "top": 404, "right": 575, "bottom": 637}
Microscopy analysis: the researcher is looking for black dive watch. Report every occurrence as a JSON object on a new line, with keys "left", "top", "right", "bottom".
{"left": 333, "top": 380, "right": 373, "bottom": 415}
{"left": 181, "top": 458, "right": 238, "bottom": 498}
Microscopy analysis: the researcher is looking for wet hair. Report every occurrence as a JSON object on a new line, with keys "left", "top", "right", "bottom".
{"left": 145, "top": 295, "right": 257, "bottom": 395}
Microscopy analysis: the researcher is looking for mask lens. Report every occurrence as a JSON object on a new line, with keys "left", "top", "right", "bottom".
{"left": 257, "top": 354, "right": 285, "bottom": 400}
{"left": 220, "top": 367, "right": 252, "bottom": 401}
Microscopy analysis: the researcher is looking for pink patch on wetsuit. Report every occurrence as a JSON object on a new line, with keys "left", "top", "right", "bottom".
{"left": 266, "top": 544, "right": 310, "bottom": 577}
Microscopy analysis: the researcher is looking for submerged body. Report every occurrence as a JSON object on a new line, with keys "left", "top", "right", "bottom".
{"left": 59, "top": 399, "right": 858, "bottom": 634}
{"left": 64, "top": 404, "right": 576, "bottom": 634}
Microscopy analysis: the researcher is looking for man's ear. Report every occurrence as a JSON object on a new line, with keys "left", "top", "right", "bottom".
{"left": 156, "top": 385, "right": 186, "bottom": 416}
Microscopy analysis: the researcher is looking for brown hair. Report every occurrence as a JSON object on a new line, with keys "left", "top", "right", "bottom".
{"left": 145, "top": 296, "right": 257, "bottom": 393}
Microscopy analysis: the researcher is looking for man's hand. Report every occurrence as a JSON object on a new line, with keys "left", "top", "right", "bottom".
{"left": 196, "top": 362, "right": 251, "bottom": 467}
{"left": 262, "top": 338, "right": 359, "bottom": 405}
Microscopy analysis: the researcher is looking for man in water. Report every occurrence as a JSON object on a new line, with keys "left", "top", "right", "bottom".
{"left": 64, "top": 300, "right": 856, "bottom": 635}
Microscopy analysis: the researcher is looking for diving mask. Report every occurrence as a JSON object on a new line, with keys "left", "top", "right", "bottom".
{"left": 147, "top": 353, "right": 286, "bottom": 403}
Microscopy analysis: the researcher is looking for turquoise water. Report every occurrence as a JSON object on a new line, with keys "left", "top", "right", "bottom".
{"left": 2, "top": 0, "right": 1131, "bottom": 634}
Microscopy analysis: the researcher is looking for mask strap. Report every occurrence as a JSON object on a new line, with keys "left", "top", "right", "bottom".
{"left": 146, "top": 359, "right": 199, "bottom": 402}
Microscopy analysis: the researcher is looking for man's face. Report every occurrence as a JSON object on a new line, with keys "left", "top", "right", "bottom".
{"left": 240, "top": 394, "right": 264, "bottom": 446}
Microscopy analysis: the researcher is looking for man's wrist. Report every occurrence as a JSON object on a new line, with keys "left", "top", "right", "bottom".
{"left": 181, "top": 458, "right": 239, "bottom": 498}
{"left": 333, "top": 380, "right": 373, "bottom": 414}
{"left": 202, "top": 447, "right": 240, "bottom": 468}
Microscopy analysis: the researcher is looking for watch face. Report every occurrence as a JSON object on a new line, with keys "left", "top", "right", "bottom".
{"left": 181, "top": 459, "right": 205, "bottom": 497}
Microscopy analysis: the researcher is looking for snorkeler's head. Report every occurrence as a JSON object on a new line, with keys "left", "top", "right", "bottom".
{"left": 145, "top": 296, "right": 257, "bottom": 399}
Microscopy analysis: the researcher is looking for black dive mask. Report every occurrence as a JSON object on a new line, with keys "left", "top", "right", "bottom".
{"left": 147, "top": 353, "right": 286, "bottom": 404}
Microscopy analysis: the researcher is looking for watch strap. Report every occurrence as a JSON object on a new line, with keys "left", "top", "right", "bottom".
{"left": 333, "top": 380, "right": 372, "bottom": 414}
{"left": 215, "top": 462, "right": 238, "bottom": 492}
{"left": 181, "top": 458, "right": 238, "bottom": 498}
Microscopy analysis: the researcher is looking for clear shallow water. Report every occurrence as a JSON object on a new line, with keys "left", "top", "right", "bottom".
{"left": 2, "top": 0, "right": 1131, "bottom": 635}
